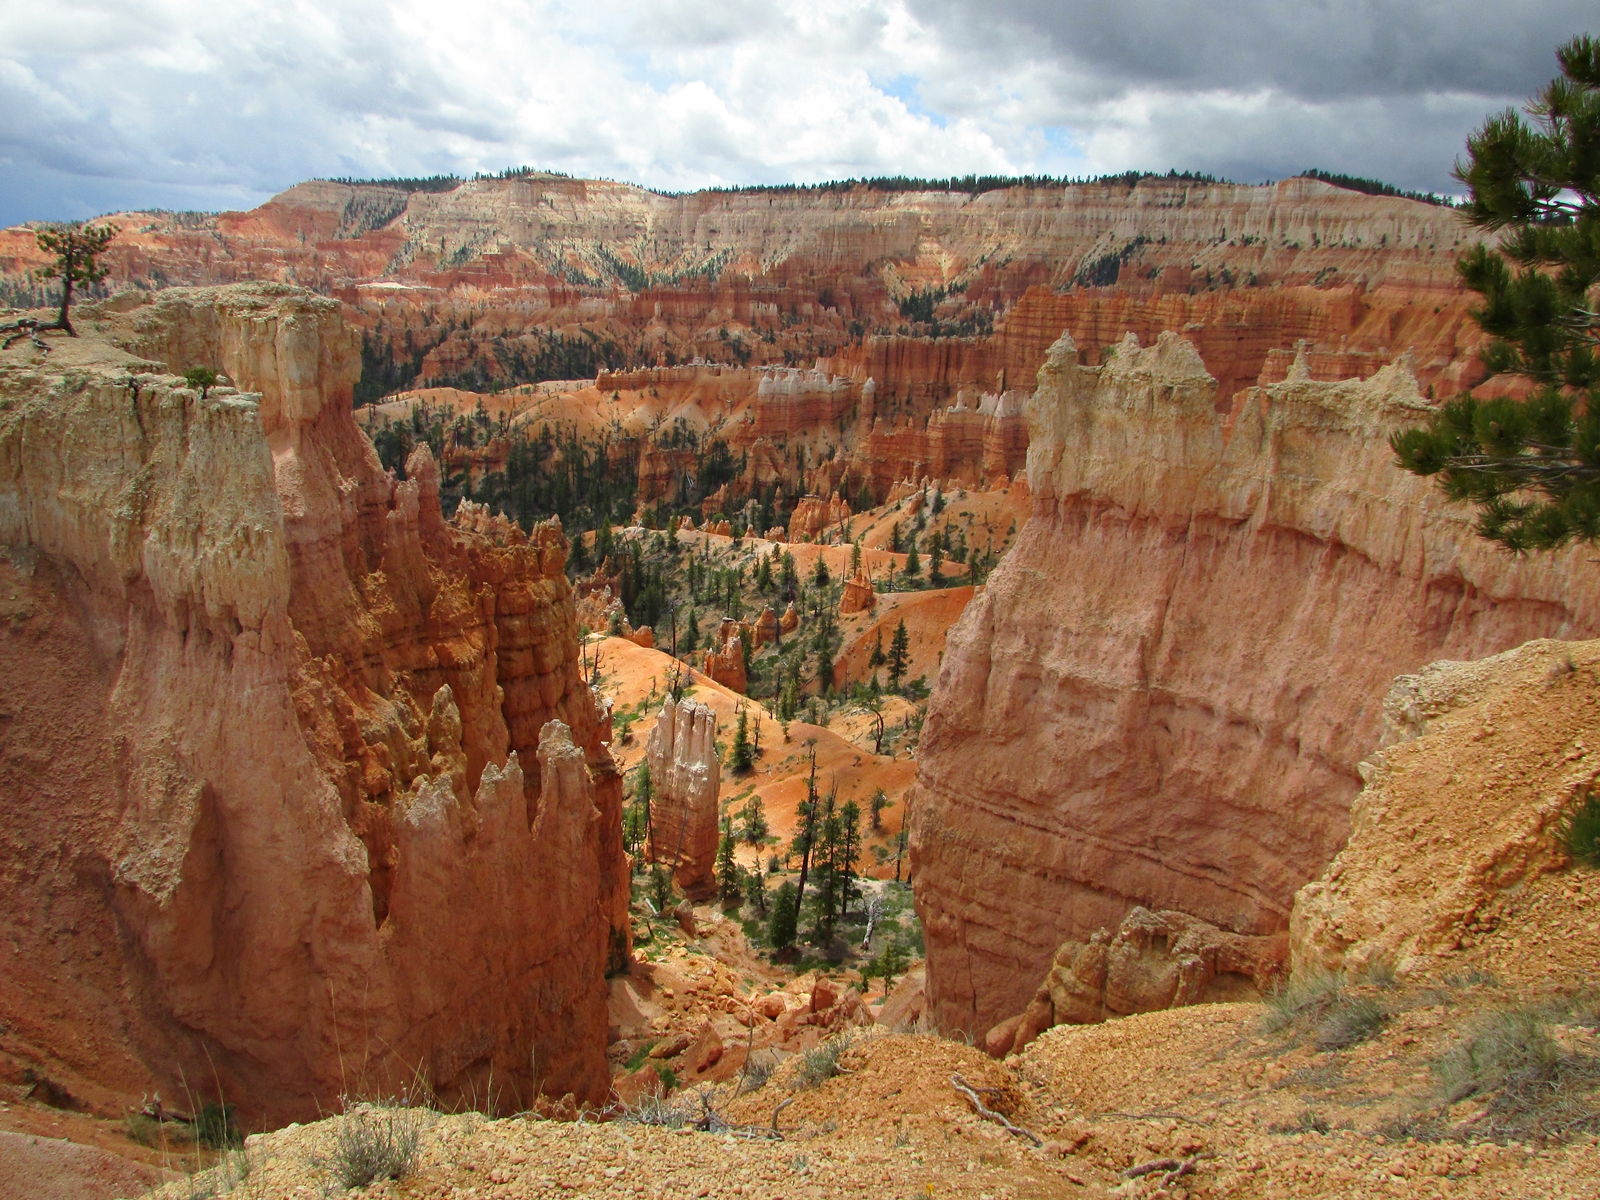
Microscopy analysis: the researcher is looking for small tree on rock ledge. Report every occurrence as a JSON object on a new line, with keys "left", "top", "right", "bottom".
{"left": 2, "top": 222, "right": 119, "bottom": 350}
{"left": 35, "top": 223, "right": 118, "bottom": 336}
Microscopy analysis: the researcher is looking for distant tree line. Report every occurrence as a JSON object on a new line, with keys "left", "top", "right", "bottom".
{"left": 693, "top": 168, "right": 1232, "bottom": 198}
{"left": 1298, "top": 168, "right": 1458, "bottom": 208}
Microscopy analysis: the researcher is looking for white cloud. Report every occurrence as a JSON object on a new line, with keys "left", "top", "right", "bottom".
{"left": 0, "top": 0, "right": 1580, "bottom": 224}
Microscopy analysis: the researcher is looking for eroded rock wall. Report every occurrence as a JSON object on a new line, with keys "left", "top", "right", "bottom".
{"left": 0, "top": 284, "right": 627, "bottom": 1123}
{"left": 908, "top": 330, "right": 1600, "bottom": 1036}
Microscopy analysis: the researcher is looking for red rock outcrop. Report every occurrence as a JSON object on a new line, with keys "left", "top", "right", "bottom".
{"left": 840, "top": 571, "right": 876, "bottom": 615}
{"left": 984, "top": 907, "right": 1287, "bottom": 1058}
{"left": 700, "top": 620, "right": 748, "bottom": 694}
{"left": 909, "top": 328, "right": 1600, "bottom": 1037}
{"left": 788, "top": 492, "right": 852, "bottom": 542}
{"left": 0, "top": 284, "right": 628, "bottom": 1124}
{"left": 752, "top": 606, "right": 779, "bottom": 649}
{"left": 645, "top": 697, "right": 720, "bottom": 898}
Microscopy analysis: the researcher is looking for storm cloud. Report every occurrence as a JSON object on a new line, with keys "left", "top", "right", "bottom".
{"left": 0, "top": 0, "right": 1589, "bottom": 225}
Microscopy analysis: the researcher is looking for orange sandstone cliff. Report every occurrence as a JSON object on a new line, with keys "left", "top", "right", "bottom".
{"left": 0, "top": 285, "right": 627, "bottom": 1124}
{"left": 908, "top": 331, "right": 1600, "bottom": 1037}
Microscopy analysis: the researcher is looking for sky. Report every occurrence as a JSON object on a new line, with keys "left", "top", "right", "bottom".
{"left": 0, "top": 0, "right": 1591, "bottom": 226}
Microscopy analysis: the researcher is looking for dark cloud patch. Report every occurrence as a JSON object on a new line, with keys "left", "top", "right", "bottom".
{"left": 909, "top": 0, "right": 1592, "bottom": 102}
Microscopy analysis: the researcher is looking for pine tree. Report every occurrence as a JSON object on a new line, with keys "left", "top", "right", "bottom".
{"left": 740, "top": 795, "right": 769, "bottom": 845}
{"left": 26, "top": 222, "right": 118, "bottom": 337}
{"left": 746, "top": 867, "right": 769, "bottom": 915}
{"left": 728, "top": 705, "right": 755, "bottom": 773}
{"left": 756, "top": 552, "right": 773, "bottom": 592}
{"left": 811, "top": 790, "right": 841, "bottom": 942}
{"left": 623, "top": 803, "right": 647, "bottom": 869}
{"left": 1392, "top": 36, "right": 1600, "bottom": 551}
{"left": 889, "top": 521, "right": 902, "bottom": 553}
{"left": 649, "top": 864, "right": 674, "bottom": 915}
{"left": 875, "top": 938, "right": 907, "bottom": 991}
{"left": 569, "top": 526, "right": 589, "bottom": 576}
{"left": 887, "top": 619, "right": 910, "bottom": 690}
{"left": 928, "top": 530, "right": 943, "bottom": 579}
{"left": 682, "top": 606, "right": 699, "bottom": 653}
{"left": 768, "top": 881, "right": 798, "bottom": 950}
{"left": 717, "top": 817, "right": 743, "bottom": 905}
{"left": 838, "top": 799, "right": 862, "bottom": 919}
{"left": 868, "top": 630, "right": 886, "bottom": 668}
{"left": 634, "top": 762, "right": 653, "bottom": 852}
{"left": 850, "top": 540, "right": 863, "bottom": 577}
{"left": 792, "top": 744, "right": 821, "bottom": 911}
{"left": 903, "top": 543, "right": 920, "bottom": 581}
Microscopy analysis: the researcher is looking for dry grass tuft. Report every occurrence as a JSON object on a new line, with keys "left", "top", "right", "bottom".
{"left": 326, "top": 1106, "right": 426, "bottom": 1189}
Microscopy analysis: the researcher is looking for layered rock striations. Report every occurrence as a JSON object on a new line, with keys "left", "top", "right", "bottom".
{"left": 1, "top": 175, "right": 1474, "bottom": 306}
{"left": 909, "top": 329, "right": 1600, "bottom": 1036}
{"left": 645, "top": 697, "right": 721, "bottom": 898}
{"left": 0, "top": 285, "right": 627, "bottom": 1123}
{"left": 2, "top": 177, "right": 1487, "bottom": 470}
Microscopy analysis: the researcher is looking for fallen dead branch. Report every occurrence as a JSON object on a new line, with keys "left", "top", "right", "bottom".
{"left": 0, "top": 318, "right": 54, "bottom": 353}
{"left": 771, "top": 1095, "right": 794, "bottom": 1137}
{"left": 950, "top": 1073, "right": 1042, "bottom": 1147}
{"left": 1124, "top": 1156, "right": 1197, "bottom": 1186}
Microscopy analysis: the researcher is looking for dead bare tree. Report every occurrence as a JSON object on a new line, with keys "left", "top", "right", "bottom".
{"left": 857, "top": 696, "right": 886, "bottom": 755}
{"left": 859, "top": 892, "right": 886, "bottom": 950}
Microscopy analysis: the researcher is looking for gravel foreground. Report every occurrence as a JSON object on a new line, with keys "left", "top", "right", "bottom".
{"left": 148, "top": 1014, "right": 1599, "bottom": 1200}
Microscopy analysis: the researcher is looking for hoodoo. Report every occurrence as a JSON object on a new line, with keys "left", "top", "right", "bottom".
{"left": 909, "top": 329, "right": 1600, "bottom": 1037}
{"left": 0, "top": 285, "right": 628, "bottom": 1123}
{"left": 645, "top": 696, "right": 722, "bottom": 897}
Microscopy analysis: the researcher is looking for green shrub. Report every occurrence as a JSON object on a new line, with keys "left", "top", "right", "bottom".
{"left": 1315, "top": 996, "right": 1388, "bottom": 1051}
{"left": 624, "top": 1040, "right": 657, "bottom": 1072}
{"left": 1262, "top": 969, "right": 1344, "bottom": 1033}
{"left": 796, "top": 1031, "right": 856, "bottom": 1089}
{"left": 183, "top": 366, "right": 220, "bottom": 397}
{"left": 1434, "top": 1006, "right": 1600, "bottom": 1141}
{"left": 1437, "top": 1009, "right": 1561, "bottom": 1104}
{"left": 1557, "top": 790, "right": 1600, "bottom": 867}
{"left": 327, "top": 1107, "right": 425, "bottom": 1189}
